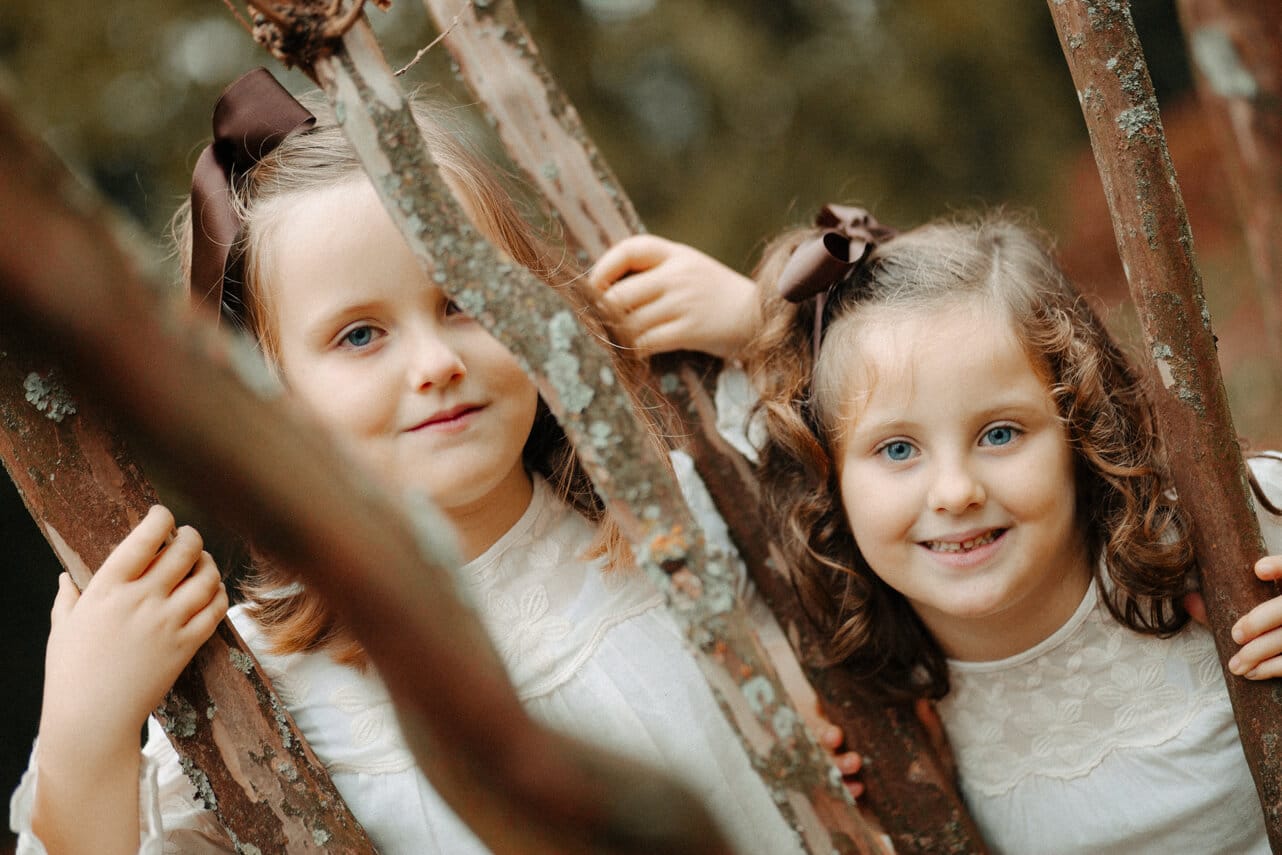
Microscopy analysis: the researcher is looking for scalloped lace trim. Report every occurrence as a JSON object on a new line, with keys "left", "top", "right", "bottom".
{"left": 940, "top": 584, "right": 1224, "bottom": 797}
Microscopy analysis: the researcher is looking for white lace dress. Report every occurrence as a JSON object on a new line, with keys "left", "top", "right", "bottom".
{"left": 11, "top": 477, "right": 804, "bottom": 855}
{"left": 939, "top": 455, "right": 1282, "bottom": 854}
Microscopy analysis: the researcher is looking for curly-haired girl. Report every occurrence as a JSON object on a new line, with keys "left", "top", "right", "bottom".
{"left": 594, "top": 210, "right": 1282, "bottom": 853}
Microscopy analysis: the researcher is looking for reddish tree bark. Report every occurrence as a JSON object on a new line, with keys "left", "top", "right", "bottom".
{"left": 420, "top": 1, "right": 984, "bottom": 851}
{"left": 1048, "top": 0, "right": 1282, "bottom": 844}
{"left": 0, "top": 87, "right": 733, "bottom": 855}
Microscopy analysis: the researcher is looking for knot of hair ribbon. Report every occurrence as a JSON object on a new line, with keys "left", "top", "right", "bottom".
{"left": 189, "top": 67, "right": 315, "bottom": 323}
{"left": 777, "top": 204, "right": 897, "bottom": 304}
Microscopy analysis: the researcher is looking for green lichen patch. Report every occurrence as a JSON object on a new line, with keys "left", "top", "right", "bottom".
{"left": 22, "top": 371, "right": 76, "bottom": 423}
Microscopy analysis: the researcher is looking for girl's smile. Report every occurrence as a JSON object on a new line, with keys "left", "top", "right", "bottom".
{"left": 834, "top": 300, "right": 1092, "bottom": 661}
{"left": 919, "top": 527, "right": 1007, "bottom": 565}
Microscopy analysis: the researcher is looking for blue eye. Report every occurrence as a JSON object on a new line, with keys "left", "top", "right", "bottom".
{"left": 881, "top": 441, "right": 915, "bottom": 462}
{"left": 342, "top": 326, "right": 375, "bottom": 348}
{"left": 982, "top": 426, "right": 1018, "bottom": 446}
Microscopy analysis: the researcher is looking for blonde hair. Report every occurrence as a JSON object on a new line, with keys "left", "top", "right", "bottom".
{"left": 748, "top": 212, "right": 1193, "bottom": 700}
{"left": 172, "top": 92, "right": 637, "bottom": 666}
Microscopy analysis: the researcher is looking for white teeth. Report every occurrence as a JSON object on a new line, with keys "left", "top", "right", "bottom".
{"left": 927, "top": 530, "right": 1000, "bottom": 552}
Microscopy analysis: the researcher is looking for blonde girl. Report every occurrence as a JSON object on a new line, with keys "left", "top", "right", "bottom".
{"left": 12, "top": 69, "right": 805, "bottom": 855}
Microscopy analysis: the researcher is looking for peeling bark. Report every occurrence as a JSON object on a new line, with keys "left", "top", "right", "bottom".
{"left": 283, "top": 14, "right": 889, "bottom": 853}
{"left": 0, "top": 87, "right": 731, "bottom": 855}
{"left": 0, "top": 119, "right": 376, "bottom": 851}
{"left": 1049, "top": 0, "right": 1282, "bottom": 844}
{"left": 421, "top": 1, "right": 982, "bottom": 850}
{"left": 1176, "top": 0, "right": 1282, "bottom": 371}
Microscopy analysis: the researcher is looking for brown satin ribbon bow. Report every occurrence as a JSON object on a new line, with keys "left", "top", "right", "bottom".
{"left": 189, "top": 67, "right": 315, "bottom": 324}
{"left": 777, "top": 204, "right": 897, "bottom": 363}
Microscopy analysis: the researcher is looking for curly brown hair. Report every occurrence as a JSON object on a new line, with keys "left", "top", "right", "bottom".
{"left": 747, "top": 212, "right": 1194, "bottom": 701}
{"left": 171, "top": 91, "right": 642, "bottom": 667}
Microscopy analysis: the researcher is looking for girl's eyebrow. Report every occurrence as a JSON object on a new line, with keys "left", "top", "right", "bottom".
{"left": 301, "top": 300, "right": 383, "bottom": 340}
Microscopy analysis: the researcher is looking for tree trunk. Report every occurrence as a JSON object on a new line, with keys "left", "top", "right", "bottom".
{"left": 1048, "top": 0, "right": 1282, "bottom": 844}
{"left": 419, "top": 1, "right": 984, "bottom": 850}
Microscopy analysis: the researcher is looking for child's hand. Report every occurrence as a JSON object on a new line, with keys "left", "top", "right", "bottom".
{"left": 1227, "top": 555, "right": 1282, "bottom": 680}
{"left": 39, "top": 506, "right": 229, "bottom": 751}
{"left": 32, "top": 508, "right": 227, "bottom": 855}
{"left": 590, "top": 235, "right": 761, "bottom": 359}
{"left": 818, "top": 723, "right": 866, "bottom": 800}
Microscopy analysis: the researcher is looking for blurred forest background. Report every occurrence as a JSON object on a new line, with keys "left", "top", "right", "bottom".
{"left": 2, "top": 0, "right": 1278, "bottom": 845}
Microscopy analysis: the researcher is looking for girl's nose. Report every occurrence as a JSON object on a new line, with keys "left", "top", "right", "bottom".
{"left": 929, "top": 457, "right": 987, "bottom": 514}
{"left": 409, "top": 331, "right": 466, "bottom": 390}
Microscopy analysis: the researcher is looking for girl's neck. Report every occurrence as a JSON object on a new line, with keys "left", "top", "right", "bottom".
{"left": 443, "top": 467, "right": 535, "bottom": 563}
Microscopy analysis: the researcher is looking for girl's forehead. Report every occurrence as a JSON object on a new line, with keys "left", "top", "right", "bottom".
{"left": 818, "top": 299, "right": 1033, "bottom": 423}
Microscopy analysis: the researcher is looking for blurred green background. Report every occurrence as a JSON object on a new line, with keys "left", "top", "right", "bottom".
{"left": 3, "top": 1, "right": 1277, "bottom": 845}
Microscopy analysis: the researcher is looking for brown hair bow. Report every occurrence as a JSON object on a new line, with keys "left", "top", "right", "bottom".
{"left": 189, "top": 67, "right": 315, "bottom": 324}
{"left": 777, "top": 204, "right": 897, "bottom": 363}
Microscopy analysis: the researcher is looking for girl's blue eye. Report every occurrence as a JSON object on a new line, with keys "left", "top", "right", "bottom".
{"left": 881, "top": 441, "right": 915, "bottom": 461}
{"left": 982, "top": 426, "right": 1017, "bottom": 446}
{"left": 342, "top": 326, "right": 375, "bottom": 348}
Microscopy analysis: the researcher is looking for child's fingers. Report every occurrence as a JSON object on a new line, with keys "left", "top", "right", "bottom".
{"left": 182, "top": 587, "right": 230, "bottom": 647}
{"left": 1230, "top": 625, "right": 1282, "bottom": 676}
{"left": 1239, "top": 656, "right": 1282, "bottom": 681}
{"left": 1256, "top": 555, "right": 1282, "bottom": 582}
{"left": 819, "top": 724, "right": 845, "bottom": 751}
{"left": 49, "top": 573, "right": 80, "bottom": 625}
{"left": 590, "top": 235, "right": 672, "bottom": 291}
{"left": 146, "top": 526, "right": 207, "bottom": 594}
{"left": 169, "top": 552, "right": 225, "bottom": 622}
{"left": 97, "top": 505, "right": 177, "bottom": 583}
{"left": 629, "top": 319, "right": 697, "bottom": 358}
{"left": 599, "top": 270, "right": 669, "bottom": 316}
{"left": 1232, "top": 596, "right": 1282, "bottom": 645}
{"left": 834, "top": 749, "right": 862, "bottom": 776}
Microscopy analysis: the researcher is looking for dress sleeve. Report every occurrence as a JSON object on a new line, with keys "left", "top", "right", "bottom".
{"left": 1248, "top": 453, "right": 1282, "bottom": 555}
{"left": 9, "top": 721, "right": 234, "bottom": 854}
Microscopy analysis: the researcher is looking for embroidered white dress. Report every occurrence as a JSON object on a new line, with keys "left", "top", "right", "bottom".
{"left": 11, "top": 478, "right": 803, "bottom": 854}
{"left": 938, "top": 454, "right": 1282, "bottom": 854}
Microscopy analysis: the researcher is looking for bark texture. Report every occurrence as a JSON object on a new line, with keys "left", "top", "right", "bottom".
{"left": 422, "top": 1, "right": 984, "bottom": 850}
{"left": 1049, "top": 0, "right": 1282, "bottom": 844}
{"left": 0, "top": 85, "right": 732, "bottom": 855}
{"left": 0, "top": 117, "right": 373, "bottom": 851}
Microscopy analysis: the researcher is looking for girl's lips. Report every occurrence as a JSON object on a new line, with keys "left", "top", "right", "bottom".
{"left": 409, "top": 404, "right": 484, "bottom": 433}
{"left": 918, "top": 528, "right": 1008, "bottom": 568}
